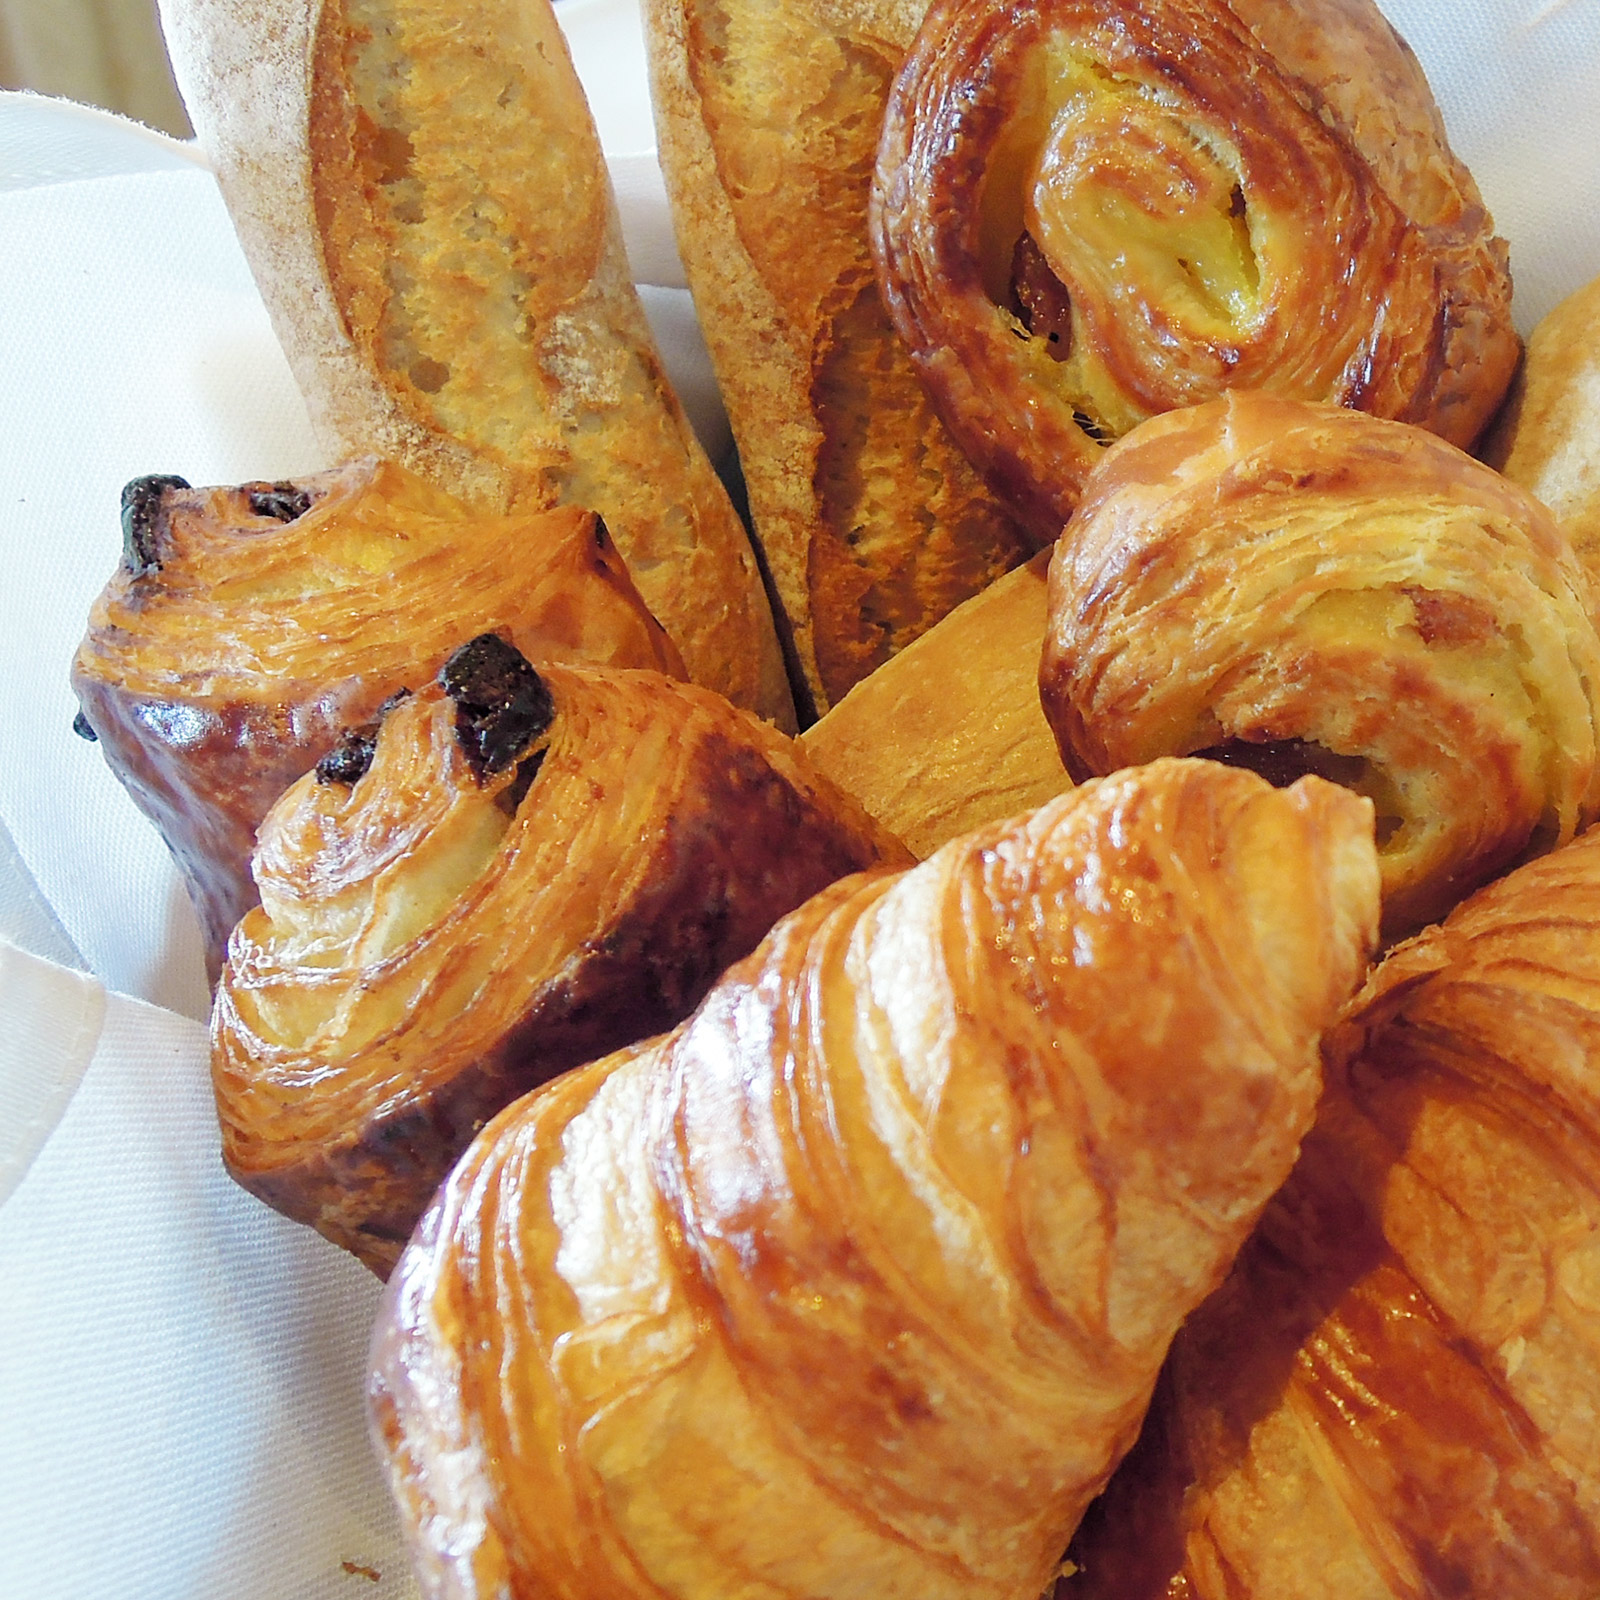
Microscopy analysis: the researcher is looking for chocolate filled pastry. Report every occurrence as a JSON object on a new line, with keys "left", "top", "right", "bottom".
{"left": 158, "top": 0, "right": 793, "bottom": 728}
{"left": 1039, "top": 391, "right": 1600, "bottom": 941}
{"left": 644, "top": 0, "right": 1033, "bottom": 718}
{"left": 871, "top": 0, "right": 1519, "bottom": 541}
{"left": 801, "top": 548, "right": 1070, "bottom": 857}
{"left": 1061, "top": 821, "right": 1600, "bottom": 1599}
{"left": 212, "top": 638, "right": 906, "bottom": 1276}
{"left": 369, "top": 757, "right": 1380, "bottom": 1600}
{"left": 70, "top": 457, "right": 683, "bottom": 978}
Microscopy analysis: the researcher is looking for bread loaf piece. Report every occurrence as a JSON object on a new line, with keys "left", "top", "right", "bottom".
{"left": 644, "top": 0, "right": 1033, "bottom": 720}
{"left": 158, "top": 0, "right": 795, "bottom": 728}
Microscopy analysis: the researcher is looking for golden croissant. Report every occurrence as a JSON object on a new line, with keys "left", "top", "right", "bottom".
{"left": 871, "top": 0, "right": 1518, "bottom": 541}
{"left": 1039, "top": 391, "right": 1600, "bottom": 940}
{"left": 213, "top": 637, "right": 902, "bottom": 1275}
{"left": 70, "top": 457, "right": 682, "bottom": 977}
{"left": 369, "top": 756, "right": 1380, "bottom": 1599}
{"left": 1063, "top": 818, "right": 1600, "bottom": 1598}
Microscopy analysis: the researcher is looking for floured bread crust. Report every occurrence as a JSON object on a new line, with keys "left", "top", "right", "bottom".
{"left": 645, "top": 0, "right": 1033, "bottom": 720}
{"left": 158, "top": 0, "right": 795, "bottom": 728}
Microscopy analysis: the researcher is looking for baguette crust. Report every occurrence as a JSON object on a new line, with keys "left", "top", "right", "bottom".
{"left": 645, "top": 0, "right": 1033, "bottom": 719}
{"left": 158, "top": 0, "right": 794, "bottom": 728}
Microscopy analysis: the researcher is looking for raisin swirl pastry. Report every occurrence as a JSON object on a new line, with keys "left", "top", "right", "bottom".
{"left": 1039, "top": 392, "right": 1600, "bottom": 941}
{"left": 158, "top": 0, "right": 793, "bottom": 727}
{"left": 369, "top": 757, "right": 1379, "bottom": 1600}
{"left": 871, "top": 0, "right": 1519, "bottom": 541}
{"left": 71, "top": 457, "right": 681, "bottom": 978}
{"left": 212, "top": 637, "right": 905, "bottom": 1276}
{"left": 1062, "top": 821, "right": 1600, "bottom": 1599}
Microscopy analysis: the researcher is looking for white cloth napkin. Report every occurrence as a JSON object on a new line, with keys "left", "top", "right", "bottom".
{"left": 0, "top": 1, "right": 1596, "bottom": 1595}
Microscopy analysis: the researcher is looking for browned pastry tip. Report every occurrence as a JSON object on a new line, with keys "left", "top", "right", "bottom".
{"left": 871, "top": 0, "right": 1519, "bottom": 542}
{"left": 369, "top": 756, "right": 1379, "bottom": 1600}
{"left": 70, "top": 456, "right": 682, "bottom": 979}
{"left": 212, "top": 640, "right": 907, "bottom": 1276}
{"left": 644, "top": 0, "right": 1034, "bottom": 718}
{"left": 1063, "top": 819, "right": 1600, "bottom": 1599}
{"left": 1039, "top": 390, "right": 1600, "bottom": 941}
{"left": 159, "top": 0, "right": 793, "bottom": 728}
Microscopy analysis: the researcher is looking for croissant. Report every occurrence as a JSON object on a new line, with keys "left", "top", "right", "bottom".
{"left": 1039, "top": 391, "right": 1600, "bottom": 940}
{"left": 213, "top": 637, "right": 903, "bottom": 1276}
{"left": 871, "top": 0, "right": 1519, "bottom": 542}
{"left": 158, "top": 0, "right": 793, "bottom": 727}
{"left": 368, "top": 756, "right": 1380, "bottom": 1599}
{"left": 1062, "top": 818, "right": 1600, "bottom": 1598}
{"left": 70, "top": 458, "right": 682, "bottom": 978}
{"left": 644, "top": 0, "right": 1033, "bottom": 717}
{"left": 801, "top": 548, "right": 1070, "bottom": 857}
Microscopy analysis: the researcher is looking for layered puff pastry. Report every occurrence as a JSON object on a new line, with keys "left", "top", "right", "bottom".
{"left": 1039, "top": 391, "right": 1600, "bottom": 941}
{"left": 157, "top": 0, "right": 793, "bottom": 728}
{"left": 1062, "top": 819, "right": 1600, "bottom": 1599}
{"left": 871, "top": 0, "right": 1519, "bottom": 542}
{"left": 71, "top": 458, "right": 681, "bottom": 977}
{"left": 369, "top": 757, "right": 1380, "bottom": 1600}
{"left": 644, "top": 0, "right": 1033, "bottom": 719}
{"left": 1485, "top": 270, "right": 1600, "bottom": 576}
{"left": 212, "top": 637, "right": 904, "bottom": 1277}
{"left": 801, "top": 548, "right": 1070, "bottom": 857}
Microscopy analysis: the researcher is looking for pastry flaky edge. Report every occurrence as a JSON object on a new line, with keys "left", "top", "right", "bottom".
{"left": 643, "top": 0, "right": 1034, "bottom": 721}
{"left": 156, "top": 0, "right": 795, "bottom": 730}
{"left": 1062, "top": 818, "right": 1600, "bottom": 1599}
{"left": 368, "top": 756, "right": 1380, "bottom": 1600}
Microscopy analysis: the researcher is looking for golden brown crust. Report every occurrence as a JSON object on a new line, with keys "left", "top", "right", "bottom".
{"left": 70, "top": 457, "right": 679, "bottom": 977}
{"left": 644, "top": 0, "right": 1033, "bottom": 719}
{"left": 801, "top": 548, "right": 1069, "bottom": 855}
{"left": 1063, "top": 823, "right": 1600, "bottom": 1598}
{"left": 368, "top": 757, "right": 1380, "bottom": 1599}
{"left": 871, "top": 0, "right": 1519, "bottom": 542}
{"left": 213, "top": 651, "right": 906, "bottom": 1276}
{"left": 160, "top": 0, "right": 793, "bottom": 727}
{"left": 1039, "top": 391, "right": 1600, "bottom": 941}
{"left": 1483, "top": 271, "right": 1600, "bottom": 578}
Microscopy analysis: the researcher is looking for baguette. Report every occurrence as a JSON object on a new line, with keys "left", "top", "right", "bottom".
{"left": 158, "top": 0, "right": 795, "bottom": 728}
{"left": 644, "top": 0, "right": 1033, "bottom": 720}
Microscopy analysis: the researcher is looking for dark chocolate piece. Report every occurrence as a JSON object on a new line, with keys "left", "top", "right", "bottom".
{"left": 246, "top": 482, "right": 314, "bottom": 523}
{"left": 72, "top": 709, "right": 98, "bottom": 742}
{"left": 439, "top": 634, "right": 555, "bottom": 780}
{"left": 315, "top": 725, "right": 380, "bottom": 787}
{"left": 119, "top": 474, "right": 191, "bottom": 577}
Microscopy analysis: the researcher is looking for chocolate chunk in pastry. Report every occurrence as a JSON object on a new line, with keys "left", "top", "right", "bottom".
{"left": 644, "top": 0, "right": 1034, "bottom": 718}
{"left": 71, "top": 456, "right": 682, "bottom": 978}
{"left": 1039, "top": 391, "right": 1600, "bottom": 941}
{"left": 368, "top": 757, "right": 1378, "bottom": 1600}
{"left": 160, "top": 0, "right": 794, "bottom": 728}
{"left": 871, "top": 0, "right": 1519, "bottom": 542}
{"left": 1062, "top": 820, "right": 1600, "bottom": 1599}
{"left": 211, "top": 647, "right": 908, "bottom": 1276}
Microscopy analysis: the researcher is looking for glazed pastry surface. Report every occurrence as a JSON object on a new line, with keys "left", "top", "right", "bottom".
{"left": 71, "top": 458, "right": 680, "bottom": 975}
{"left": 369, "top": 757, "right": 1379, "bottom": 1600}
{"left": 214, "top": 641, "right": 902, "bottom": 1275}
{"left": 1063, "top": 821, "right": 1600, "bottom": 1598}
{"left": 1040, "top": 391, "right": 1600, "bottom": 940}
{"left": 159, "top": 0, "right": 793, "bottom": 726}
{"left": 645, "top": 0, "right": 1032, "bottom": 717}
{"left": 802, "top": 548, "right": 1070, "bottom": 856}
{"left": 872, "top": 0, "right": 1519, "bottom": 540}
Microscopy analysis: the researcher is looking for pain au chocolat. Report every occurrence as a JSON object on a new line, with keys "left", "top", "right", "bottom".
{"left": 369, "top": 757, "right": 1379, "bottom": 1600}
{"left": 872, "top": 0, "right": 1519, "bottom": 542}
{"left": 1062, "top": 816, "right": 1600, "bottom": 1598}
{"left": 71, "top": 457, "right": 681, "bottom": 977}
{"left": 1039, "top": 391, "right": 1600, "bottom": 941}
{"left": 212, "top": 637, "right": 905, "bottom": 1276}
{"left": 158, "top": 0, "right": 793, "bottom": 727}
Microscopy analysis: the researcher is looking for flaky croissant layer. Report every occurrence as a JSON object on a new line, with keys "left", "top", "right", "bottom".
{"left": 370, "top": 757, "right": 1380, "bottom": 1600}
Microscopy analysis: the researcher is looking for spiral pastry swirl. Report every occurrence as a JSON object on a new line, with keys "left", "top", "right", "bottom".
{"left": 212, "top": 641, "right": 901, "bottom": 1275}
{"left": 1039, "top": 392, "right": 1600, "bottom": 941}
{"left": 872, "top": 0, "right": 1518, "bottom": 540}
